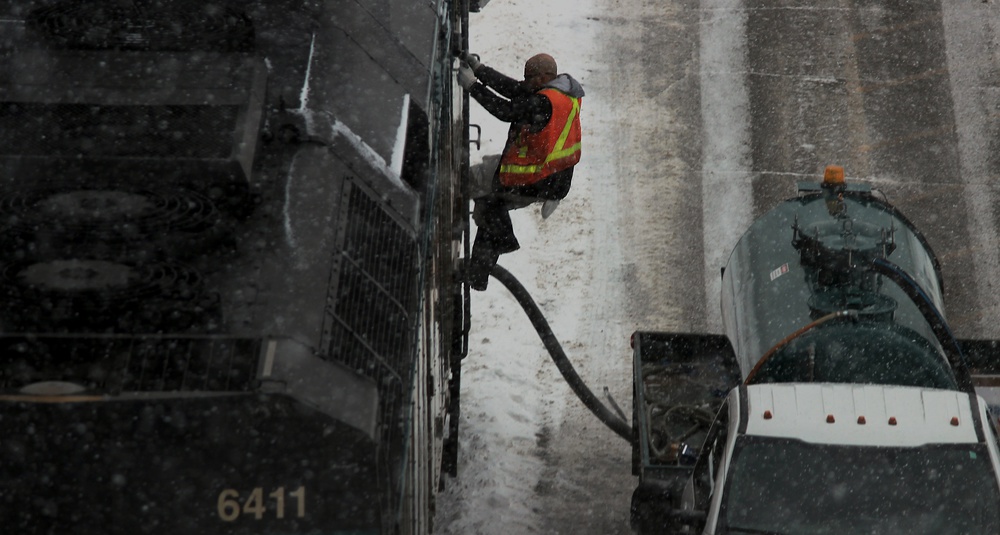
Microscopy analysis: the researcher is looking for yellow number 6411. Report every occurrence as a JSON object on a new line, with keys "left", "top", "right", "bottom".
{"left": 217, "top": 486, "right": 306, "bottom": 521}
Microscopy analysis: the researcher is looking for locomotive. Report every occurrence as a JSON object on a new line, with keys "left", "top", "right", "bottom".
{"left": 0, "top": 1, "right": 473, "bottom": 533}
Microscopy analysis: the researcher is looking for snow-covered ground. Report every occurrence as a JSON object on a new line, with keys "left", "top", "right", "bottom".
{"left": 433, "top": 0, "right": 754, "bottom": 532}
{"left": 433, "top": 0, "right": 627, "bottom": 532}
{"left": 434, "top": 0, "right": 699, "bottom": 532}
{"left": 431, "top": 0, "right": 1000, "bottom": 533}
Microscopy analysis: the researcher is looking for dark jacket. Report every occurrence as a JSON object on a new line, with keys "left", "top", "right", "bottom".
{"left": 469, "top": 66, "right": 585, "bottom": 200}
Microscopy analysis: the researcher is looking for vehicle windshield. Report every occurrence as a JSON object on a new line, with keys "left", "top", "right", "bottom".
{"left": 722, "top": 436, "right": 1000, "bottom": 534}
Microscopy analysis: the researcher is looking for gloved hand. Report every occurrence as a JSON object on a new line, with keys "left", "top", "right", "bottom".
{"left": 462, "top": 52, "right": 482, "bottom": 72}
{"left": 457, "top": 63, "right": 477, "bottom": 90}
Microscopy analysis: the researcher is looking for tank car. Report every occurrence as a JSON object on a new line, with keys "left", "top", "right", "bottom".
{"left": 721, "top": 166, "right": 970, "bottom": 390}
{"left": 629, "top": 167, "right": 1000, "bottom": 532}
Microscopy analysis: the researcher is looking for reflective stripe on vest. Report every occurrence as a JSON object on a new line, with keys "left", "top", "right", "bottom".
{"left": 499, "top": 88, "right": 582, "bottom": 187}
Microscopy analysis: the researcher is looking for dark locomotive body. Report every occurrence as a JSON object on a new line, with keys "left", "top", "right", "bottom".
{"left": 0, "top": 1, "right": 470, "bottom": 533}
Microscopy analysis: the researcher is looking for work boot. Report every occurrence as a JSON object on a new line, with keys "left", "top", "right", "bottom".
{"left": 467, "top": 245, "right": 500, "bottom": 291}
{"left": 473, "top": 197, "right": 519, "bottom": 254}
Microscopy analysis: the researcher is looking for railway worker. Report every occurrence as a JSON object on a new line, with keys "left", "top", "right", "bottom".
{"left": 457, "top": 52, "right": 585, "bottom": 291}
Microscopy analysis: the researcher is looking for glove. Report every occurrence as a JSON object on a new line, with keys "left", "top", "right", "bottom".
{"left": 457, "top": 63, "right": 477, "bottom": 90}
{"left": 462, "top": 52, "right": 482, "bottom": 71}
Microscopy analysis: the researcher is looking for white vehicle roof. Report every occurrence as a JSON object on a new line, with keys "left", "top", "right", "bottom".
{"left": 744, "top": 383, "right": 983, "bottom": 447}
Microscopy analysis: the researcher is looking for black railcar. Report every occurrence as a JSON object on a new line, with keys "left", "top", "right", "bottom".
{"left": 0, "top": 1, "right": 472, "bottom": 533}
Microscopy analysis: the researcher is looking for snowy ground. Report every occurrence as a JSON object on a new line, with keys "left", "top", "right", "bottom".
{"left": 433, "top": 0, "right": 627, "bottom": 532}
{"left": 432, "top": 0, "right": 1000, "bottom": 533}
{"left": 434, "top": 0, "right": 695, "bottom": 533}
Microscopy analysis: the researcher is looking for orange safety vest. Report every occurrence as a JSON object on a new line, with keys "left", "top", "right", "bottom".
{"left": 498, "top": 88, "right": 582, "bottom": 187}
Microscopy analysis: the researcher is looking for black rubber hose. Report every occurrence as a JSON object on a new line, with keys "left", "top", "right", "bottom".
{"left": 870, "top": 257, "right": 975, "bottom": 393}
{"left": 489, "top": 264, "right": 634, "bottom": 443}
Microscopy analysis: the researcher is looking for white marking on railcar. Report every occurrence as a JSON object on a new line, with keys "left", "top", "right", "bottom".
{"left": 331, "top": 120, "right": 409, "bottom": 191}
{"left": 769, "top": 263, "right": 789, "bottom": 281}
{"left": 391, "top": 93, "right": 411, "bottom": 178}
{"left": 262, "top": 340, "right": 278, "bottom": 378}
{"left": 300, "top": 33, "right": 316, "bottom": 111}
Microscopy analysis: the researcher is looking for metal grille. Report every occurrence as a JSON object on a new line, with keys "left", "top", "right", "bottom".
{"left": 326, "top": 183, "right": 419, "bottom": 384}
{"left": 27, "top": 0, "right": 255, "bottom": 52}
{"left": 323, "top": 180, "right": 421, "bottom": 522}
{"left": 0, "top": 335, "right": 260, "bottom": 393}
{"left": 0, "top": 103, "right": 238, "bottom": 159}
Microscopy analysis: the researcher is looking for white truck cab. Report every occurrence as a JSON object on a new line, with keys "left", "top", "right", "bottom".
{"left": 678, "top": 382, "right": 1000, "bottom": 534}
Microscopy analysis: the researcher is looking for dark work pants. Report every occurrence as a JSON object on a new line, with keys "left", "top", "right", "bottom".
{"left": 467, "top": 169, "right": 573, "bottom": 290}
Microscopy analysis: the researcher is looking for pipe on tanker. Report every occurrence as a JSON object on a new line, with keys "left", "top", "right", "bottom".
{"left": 744, "top": 309, "right": 855, "bottom": 385}
{"left": 489, "top": 264, "right": 634, "bottom": 443}
{"left": 869, "top": 258, "right": 974, "bottom": 393}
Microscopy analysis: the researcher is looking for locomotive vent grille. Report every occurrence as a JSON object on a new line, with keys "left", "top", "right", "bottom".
{"left": 325, "top": 182, "right": 419, "bottom": 386}
{"left": 26, "top": 0, "right": 255, "bottom": 52}
{"left": 0, "top": 103, "right": 239, "bottom": 160}
{"left": 0, "top": 187, "right": 220, "bottom": 237}
{"left": 0, "top": 335, "right": 260, "bottom": 393}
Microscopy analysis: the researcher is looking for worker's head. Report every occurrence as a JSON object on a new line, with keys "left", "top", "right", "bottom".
{"left": 523, "top": 53, "right": 557, "bottom": 90}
